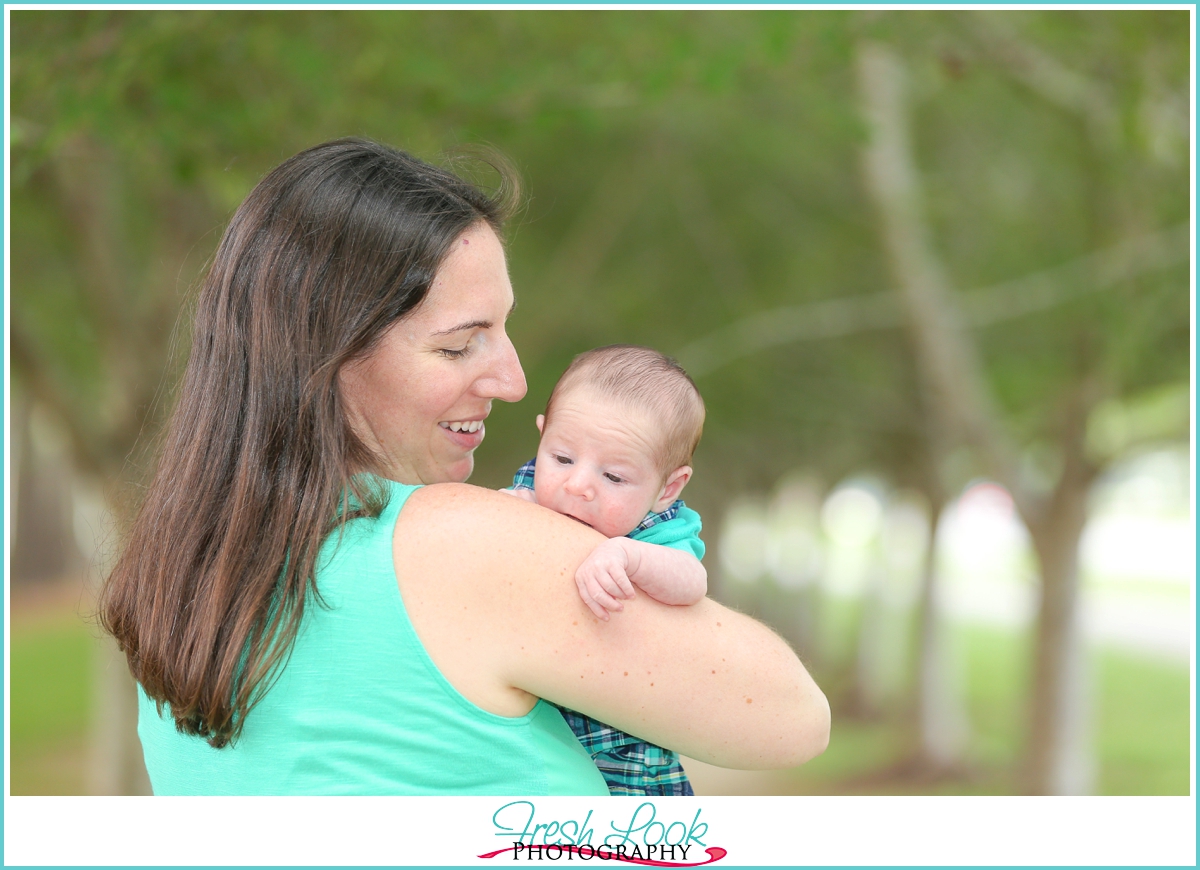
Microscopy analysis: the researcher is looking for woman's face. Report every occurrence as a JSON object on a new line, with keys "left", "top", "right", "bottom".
{"left": 338, "top": 223, "right": 527, "bottom": 484}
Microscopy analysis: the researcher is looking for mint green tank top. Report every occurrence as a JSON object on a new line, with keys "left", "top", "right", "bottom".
{"left": 137, "top": 480, "right": 609, "bottom": 796}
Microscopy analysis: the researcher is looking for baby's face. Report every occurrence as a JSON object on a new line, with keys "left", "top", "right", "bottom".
{"left": 533, "top": 388, "right": 670, "bottom": 538}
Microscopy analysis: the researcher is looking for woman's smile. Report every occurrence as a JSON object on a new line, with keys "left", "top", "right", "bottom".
{"left": 438, "top": 418, "right": 487, "bottom": 450}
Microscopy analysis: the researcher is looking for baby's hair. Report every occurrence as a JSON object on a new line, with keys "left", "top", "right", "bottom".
{"left": 546, "top": 345, "right": 706, "bottom": 477}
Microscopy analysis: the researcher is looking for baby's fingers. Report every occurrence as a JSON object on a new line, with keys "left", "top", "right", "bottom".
{"left": 609, "top": 567, "right": 636, "bottom": 600}
{"left": 590, "top": 581, "right": 625, "bottom": 613}
{"left": 575, "top": 572, "right": 616, "bottom": 620}
{"left": 578, "top": 570, "right": 626, "bottom": 616}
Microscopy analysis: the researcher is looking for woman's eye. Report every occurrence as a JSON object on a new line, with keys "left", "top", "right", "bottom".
{"left": 438, "top": 346, "right": 470, "bottom": 360}
{"left": 604, "top": 473, "right": 623, "bottom": 484}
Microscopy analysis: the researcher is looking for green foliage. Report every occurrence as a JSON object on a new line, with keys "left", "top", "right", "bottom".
{"left": 10, "top": 9, "right": 1189, "bottom": 510}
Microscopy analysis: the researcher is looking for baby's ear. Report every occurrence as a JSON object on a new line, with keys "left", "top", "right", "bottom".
{"left": 653, "top": 466, "right": 693, "bottom": 512}
{"left": 536, "top": 414, "right": 545, "bottom": 434}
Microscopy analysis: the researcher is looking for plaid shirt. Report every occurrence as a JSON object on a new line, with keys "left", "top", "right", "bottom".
{"left": 556, "top": 707, "right": 694, "bottom": 796}
{"left": 512, "top": 458, "right": 694, "bottom": 797}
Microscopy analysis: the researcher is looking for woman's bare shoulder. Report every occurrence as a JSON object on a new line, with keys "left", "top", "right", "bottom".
{"left": 389, "top": 482, "right": 607, "bottom": 716}
{"left": 400, "top": 482, "right": 601, "bottom": 547}
{"left": 393, "top": 482, "right": 605, "bottom": 601}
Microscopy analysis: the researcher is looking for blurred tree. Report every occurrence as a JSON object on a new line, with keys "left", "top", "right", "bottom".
{"left": 853, "top": 12, "right": 1188, "bottom": 794}
{"left": 678, "top": 10, "right": 1188, "bottom": 789}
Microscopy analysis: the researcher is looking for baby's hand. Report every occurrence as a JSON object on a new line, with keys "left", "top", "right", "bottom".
{"left": 575, "top": 538, "right": 636, "bottom": 621}
{"left": 500, "top": 487, "right": 538, "bottom": 503}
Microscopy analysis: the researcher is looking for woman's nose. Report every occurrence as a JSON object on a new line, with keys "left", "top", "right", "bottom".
{"left": 480, "top": 332, "right": 527, "bottom": 403}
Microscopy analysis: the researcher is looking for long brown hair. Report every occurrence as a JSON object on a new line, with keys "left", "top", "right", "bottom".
{"left": 99, "top": 138, "right": 518, "bottom": 747}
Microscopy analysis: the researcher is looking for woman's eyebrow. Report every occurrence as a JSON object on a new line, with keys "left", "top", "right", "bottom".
{"left": 430, "top": 299, "right": 518, "bottom": 336}
{"left": 431, "top": 319, "right": 490, "bottom": 337}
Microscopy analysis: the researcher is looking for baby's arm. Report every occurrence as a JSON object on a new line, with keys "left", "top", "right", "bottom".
{"left": 575, "top": 537, "right": 707, "bottom": 621}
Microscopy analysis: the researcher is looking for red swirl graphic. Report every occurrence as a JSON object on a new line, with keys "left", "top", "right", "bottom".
{"left": 478, "top": 844, "right": 726, "bottom": 867}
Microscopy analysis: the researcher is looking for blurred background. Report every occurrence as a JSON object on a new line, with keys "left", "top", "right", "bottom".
{"left": 7, "top": 9, "right": 1192, "bottom": 796}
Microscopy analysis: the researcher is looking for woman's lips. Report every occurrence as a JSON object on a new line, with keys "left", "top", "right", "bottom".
{"left": 439, "top": 420, "right": 485, "bottom": 450}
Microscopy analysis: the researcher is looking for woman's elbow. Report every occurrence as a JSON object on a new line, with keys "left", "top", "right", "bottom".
{"left": 790, "top": 684, "right": 831, "bottom": 766}
{"left": 765, "top": 681, "right": 831, "bottom": 769}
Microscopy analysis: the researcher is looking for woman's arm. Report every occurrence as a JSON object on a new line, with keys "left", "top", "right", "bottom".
{"left": 393, "top": 483, "right": 830, "bottom": 770}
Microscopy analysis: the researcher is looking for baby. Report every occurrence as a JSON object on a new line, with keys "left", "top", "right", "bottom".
{"left": 504, "top": 344, "right": 707, "bottom": 796}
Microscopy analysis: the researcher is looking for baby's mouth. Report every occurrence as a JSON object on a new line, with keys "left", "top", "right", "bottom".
{"left": 566, "top": 514, "right": 594, "bottom": 529}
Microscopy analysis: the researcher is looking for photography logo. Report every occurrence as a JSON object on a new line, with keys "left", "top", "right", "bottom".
{"left": 479, "top": 801, "right": 727, "bottom": 866}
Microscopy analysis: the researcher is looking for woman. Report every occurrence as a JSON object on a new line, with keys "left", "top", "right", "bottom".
{"left": 100, "top": 138, "right": 829, "bottom": 794}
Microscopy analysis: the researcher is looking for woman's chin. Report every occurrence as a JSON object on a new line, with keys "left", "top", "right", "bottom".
{"left": 438, "top": 455, "right": 475, "bottom": 485}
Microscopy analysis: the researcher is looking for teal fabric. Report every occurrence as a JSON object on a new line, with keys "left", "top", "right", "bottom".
{"left": 137, "top": 479, "right": 610, "bottom": 796}
{"left": 630, "top": 504, "right": 705, "bottom": 560}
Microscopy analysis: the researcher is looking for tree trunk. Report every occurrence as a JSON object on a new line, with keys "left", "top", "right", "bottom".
{"left": 851, "top": 554, "right": 900, "bottom": 718}
{"left": 89, "top": 639, "right": 151, "bottom": 795}
{"left": 854, "top": 42, "right": 1020, "bottom": 488}
{"left": 1022, "top": 406, "right": 1097, "bottom": 794}
{"left": 912, "top": 499, "right": 969, "bottom": 770}
{"left": 856, "top": 38, "right": 1109, "bottom": 792}
{"left": 857, "top": 39, "right": 983, "bottom": 770}
{"left": 73, "top": 474, "right": 152, "bottom": 795}
{"left": 1025, "top": 507, "right": 1092, "bottom": 794}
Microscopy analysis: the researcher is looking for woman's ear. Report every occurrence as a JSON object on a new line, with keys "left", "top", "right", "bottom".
{"left": 653, "top": 466, "right": 693, "bottom": 512}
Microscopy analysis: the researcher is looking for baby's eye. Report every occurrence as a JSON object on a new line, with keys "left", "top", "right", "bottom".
{"left": 603, "top": 473, "right": 624, "bottom": 484}
{"left": 554, "top": 454, "right": 573, "bottom": 465}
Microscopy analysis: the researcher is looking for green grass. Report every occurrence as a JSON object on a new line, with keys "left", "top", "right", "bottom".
{"left": 9, "top": 611, "right": 100, "bottom": 794}
{"left": 6, "top": 601, "right": 1192, "bottom": 795}
{"left": 781, "top": 608, "right": 1191, "bottom": 795}
{"left": 1095, "top": 649, "right": 1192, "bottom": 795}
{"left": 10, "top": 613, "right": 97, "bottom": 744}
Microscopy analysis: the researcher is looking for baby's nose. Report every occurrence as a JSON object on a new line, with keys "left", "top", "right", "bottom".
{"left": 564, "top": 472, "right": 594, "bottom": 500}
